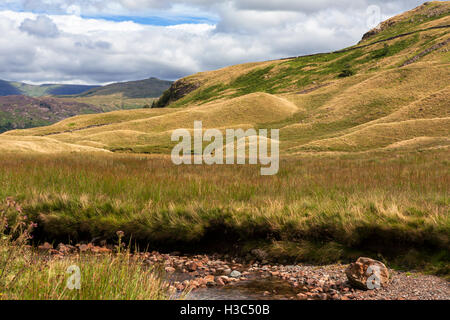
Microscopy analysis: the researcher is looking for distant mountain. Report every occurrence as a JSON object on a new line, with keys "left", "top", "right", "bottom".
{"left": 77, "top": 77, "right": 173, "bottom": 98}
{"left": 0, "top": 77, "right": 170, "bottom": 132}
{"left": 0, "top": 80, "right": 22, "bottom": 96}
{"left": 0, "top": 95, "right": 103, "bottom": 133}
{"left": 45, "top": 84, "right": 101, "bottom": 96}
{"left": 0, "top": 77, "right": 173, "bottom": 99}
{"left": 5, "top": 82, "right": 101, "bottom": 97}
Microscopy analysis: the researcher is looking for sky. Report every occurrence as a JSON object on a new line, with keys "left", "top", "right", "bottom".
{"left": 0, "top": 0, "right": 428, "bottom": 84}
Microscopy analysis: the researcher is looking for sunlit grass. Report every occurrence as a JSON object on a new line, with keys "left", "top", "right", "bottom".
{"left": 0, "top": 150, "right": 448, "bottom": 274}
{"left": 0, "top": 203, "right": 176, "bottom": 300}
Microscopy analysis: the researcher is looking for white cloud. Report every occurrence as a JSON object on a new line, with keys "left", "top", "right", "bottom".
{"left": 0, "top": 1, "right": 427, "bottom": 84}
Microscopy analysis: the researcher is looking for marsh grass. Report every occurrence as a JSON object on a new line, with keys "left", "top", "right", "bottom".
{"left": 0, "top": 201, "right": 175, "bottom": 300}
{"left": 0, "top": 150, "right": 448, "bottom": 274}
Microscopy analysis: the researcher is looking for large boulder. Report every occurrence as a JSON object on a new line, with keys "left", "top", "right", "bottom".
{"left": 345, "top": 257, "right": 390, "bottom": 290}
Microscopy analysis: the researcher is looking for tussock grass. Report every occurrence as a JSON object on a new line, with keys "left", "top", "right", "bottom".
{"left": 0, "top": 202, "right": 175, "bottom": 300}
{"left": 0, "top": 151, "right": 447, "bottom": 273}
{"left": 0, "top": 135, "right": 110, "bottom": 154}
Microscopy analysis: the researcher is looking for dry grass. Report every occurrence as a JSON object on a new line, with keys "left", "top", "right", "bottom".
{"left": 0, "top": 202, "right": 175, "bottom": 300}
{"left": 0, "top": 135, "right": 109, "bottom": 154}
{"left": 298, "top": 118, "right": 450, "bottom": 152}
{"left": 0, "top": 150, "right": 447, "bottom": 273}
{"left": 59, "top": 94, "right": 156, "bottom": 112}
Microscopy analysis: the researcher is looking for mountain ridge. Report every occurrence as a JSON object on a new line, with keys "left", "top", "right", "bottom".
{"left": 0, "top": 77, "right": 173, "bottom": 99}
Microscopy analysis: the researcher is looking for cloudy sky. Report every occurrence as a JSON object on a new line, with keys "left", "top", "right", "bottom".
{"left": 0, "top": 0, "right": 427, "bottom": 84}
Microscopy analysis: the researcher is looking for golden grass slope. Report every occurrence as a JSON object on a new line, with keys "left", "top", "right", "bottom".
{"left": 0, "top": 135, "right": 109, "bottom": 154}
{"left": 3, "top": 93, "right": 297, "bottom": 152}
{"left": 296, "top": 118, "right": 450, "bottom": 152}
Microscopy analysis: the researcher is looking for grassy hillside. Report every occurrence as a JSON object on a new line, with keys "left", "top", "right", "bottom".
{"left": 4, "top": 2, "right": 448, "bottom": 155}
{"left": 0, "top": 96, "right": 105, "bottom": 133}
{"left": 7, "top": 82, "right": 100, "bottom": 97}
{"left": 1, "top": 77, "right": 171, "bottom": 99}
{"left": 77, "top": 77, "right": 173, "bottom": 99}
{"left": 0, "top": 2, "right": 449, "bottom": 274}
{"left": 0, "top": 80, "right": 22, "bottom": 96}
{"left": 58, "top": 94, "right": 157, "bottom": 112}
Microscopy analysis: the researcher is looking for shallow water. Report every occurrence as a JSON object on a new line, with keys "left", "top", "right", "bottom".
{"left": 185, "top": 278, "right": 300, "bottom": 300}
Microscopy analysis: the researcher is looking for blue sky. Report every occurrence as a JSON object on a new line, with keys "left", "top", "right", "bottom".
{"left": 0, "top": 0, "right": 427, "bottom": 84}
{"left": 84, "top": 15, "right": 217, "bottom": 26}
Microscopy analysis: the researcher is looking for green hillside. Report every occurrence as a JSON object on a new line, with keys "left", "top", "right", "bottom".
{"left": 7, "top": 82, "right": 100, "bottom": 97}
{"left": 77, "top": 77, "right": 173, "bottom": 99}
{"left": 1, "top": 77, "right": 172, "bottom": 99}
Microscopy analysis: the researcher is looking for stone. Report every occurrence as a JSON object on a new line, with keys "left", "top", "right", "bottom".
{"left": 57, "top": 243, "right": 71, "bottom": 254}
{"left": 91, "top": 246, "right": 111, "bottom": 254}
{"left": 38, "top": 242, "right": 52, "bottom": 251}
{"left": 165, "top": 267, "right": 176, "bottom": 273}
{"left": 204, "top": 275, "right": 215, "bottom": 285}
{"left": 297, "top": 293, "right": 308, "bottom": 300}
{"left": 187, "top": 262, "right": 198, "bottom": 272}
{"left": 230, "top": 270, "right": 242, "bottom": 278}
{"left": 216, "top": 277, "right": 225, "bottom": 286}
{"left": 345, "top": 257, "right": 390, "bottom": 290}
{"left": 189, "top": 280, "right": 199, "bottom": 289}
{"left": 79, "top": 244, "right": 89, "bottom": 252}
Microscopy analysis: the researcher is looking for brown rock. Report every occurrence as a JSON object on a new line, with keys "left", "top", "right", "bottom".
{"left": 345, "top": 257, "right": 390, "bottom": 290}
{"left": 91, "top": 246, "right": 111, "bottom": 254}
{"left": 297, "top": 293, "right": 308, "bottom": 300}
{"left": 79, "top": 244, "right": 89, "bottom": 252}
{"left": 165, "top": 267, "right": 176, "bottom": 273}
{"left": 204, "top": 275, "right": 215, "bottom": 284}
{"left": 187, "top": 262, "right": 198, "bottom": 272}
{"left": 38, "top": 242, "right": 52, "bottom": 251}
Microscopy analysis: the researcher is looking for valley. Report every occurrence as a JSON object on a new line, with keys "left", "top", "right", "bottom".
{"left": 0, "top": 1, "right": 449, "bottom": 301}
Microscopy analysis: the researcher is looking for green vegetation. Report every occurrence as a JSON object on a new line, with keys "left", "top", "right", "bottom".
{"left": 8, "top": 82, "right": 99, "bottom": 97}
{"left": 0, "top": 202, "right": 176, "bottom": 300}
{"left": 0, "top": 110, "right": 51, "bottom": 133}
{"left": 163, "top": 29, "right": 425, "bottom": 108}
{"left": 78, "top": 78, "right": 173, "bottom": 99}
{"left": 0, "top": 151, "right": 447, "bottom": 276}
{"left": 361, "top": 2, "right": 450, "bottom": 43}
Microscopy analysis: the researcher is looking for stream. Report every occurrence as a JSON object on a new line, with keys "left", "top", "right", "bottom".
{"left": 169, "top": 271, "right": 301, "bottom": 300}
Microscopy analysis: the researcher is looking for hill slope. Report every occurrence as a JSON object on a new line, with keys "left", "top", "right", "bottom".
{"left": 77, "top": 77, "right": 173, "bottom": 99}
{"left": 0, "top": 80, "right": 22, "bottom": 96}
{"left": 2, "top": 1, "right": 449, "bottom": 154}
{"left": 0, "top": 77, "right": 172, "bottom": 99}
{"left": 3, "top": 82, "right": 100, "bottom": 97}
{"left": 0, "top": 96, "right": 103, "bottom": 133}
{"left": 0, "top": 77, "right": 172, "bottom": 132}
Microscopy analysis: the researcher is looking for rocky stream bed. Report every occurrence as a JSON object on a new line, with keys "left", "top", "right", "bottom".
{"left": 46, "top": 243, "right": 450, "bottom": 300}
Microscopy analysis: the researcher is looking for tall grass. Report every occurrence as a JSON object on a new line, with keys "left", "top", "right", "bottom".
{"left": 0, "top": 150, "right": 448, "bottom": 272}
{"left": 0, "top": 200, "right": 174, "bottom": 300}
